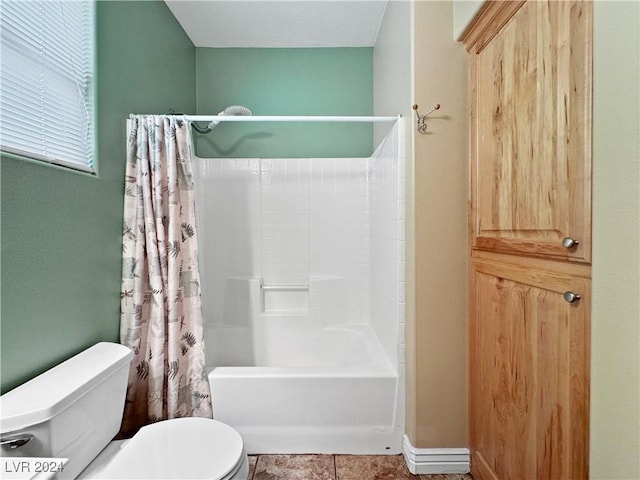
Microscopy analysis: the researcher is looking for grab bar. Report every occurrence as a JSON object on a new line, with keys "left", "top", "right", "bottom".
{"left": 261, "top": 284, "right": 309, "bottom": 292}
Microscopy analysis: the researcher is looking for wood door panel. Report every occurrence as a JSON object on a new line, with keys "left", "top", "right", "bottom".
{"left": 470, "top": 1, "right": 592, "bottom": 262}
{"left": 465, "top": 2, "right": 592, "bottom": 479}
{"left": 470, "top": 259, "right": 590, "bottom": 479}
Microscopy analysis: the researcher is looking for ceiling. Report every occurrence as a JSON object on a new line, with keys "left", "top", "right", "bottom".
{"left": 163, "top": 1, "right": 389, "bottom": 48}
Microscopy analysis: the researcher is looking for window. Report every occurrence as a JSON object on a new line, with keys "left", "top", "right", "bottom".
{"left": 0, "top": 0, "right": 96, "bottom": 173}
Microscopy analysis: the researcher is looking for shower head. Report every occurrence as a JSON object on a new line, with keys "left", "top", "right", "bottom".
{"left": 219, "top": 105, "right": 253, "bottom": 117}
{"left": 208, "top": 105, "right": 253, "bottom": 128}
{"left": 191, "top": 105, "right": 253, "bottom": 134}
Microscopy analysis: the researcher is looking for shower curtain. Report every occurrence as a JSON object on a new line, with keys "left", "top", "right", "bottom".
{"left": 119, "top": 115, "right": 212, "bottom": 435}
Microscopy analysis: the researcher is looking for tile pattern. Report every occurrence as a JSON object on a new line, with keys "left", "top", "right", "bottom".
{"left": 370, "top": 123, "right": 404, "bottom": 369}
{"left": 253, "top": 455, "right": 335, "bottom": 480}
{"left": 262, "top": 157, "right": 372, "bottom": 320}
{"left": 335, "top": 455, "right": 415, "bottom": 480}
{"left": 196, "top": 143, "right": 406, "bottom": 327}
{"left": 248, "top": 455, "right": 473, "bottom": 480}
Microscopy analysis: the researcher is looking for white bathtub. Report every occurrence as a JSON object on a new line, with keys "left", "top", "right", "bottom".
{"left": 207, "top": 322, "right": 402, "bottom": 454}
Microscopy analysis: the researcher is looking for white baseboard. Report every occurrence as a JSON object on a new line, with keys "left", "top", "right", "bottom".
{"left": 401, "top": 434, "right": 470, "bottom": 475}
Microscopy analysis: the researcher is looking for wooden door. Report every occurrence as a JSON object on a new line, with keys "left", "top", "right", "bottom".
{"left": 469, "top": 253, "right": 590, "bottom": 480}
{"left": 468, "top": 1, "right": 592, "bottom": 263}
{"left": 463, "top": 1, "right": 592, "bottom": 478}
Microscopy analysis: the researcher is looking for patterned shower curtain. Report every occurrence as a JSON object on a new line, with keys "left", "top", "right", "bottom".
{"left": 119, "top": 115, "right": 212, "bottom": 436}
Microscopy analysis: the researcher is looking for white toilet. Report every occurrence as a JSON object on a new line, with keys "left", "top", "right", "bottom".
{"left": 0, "top": 342, "right": 249, "bottom": 480}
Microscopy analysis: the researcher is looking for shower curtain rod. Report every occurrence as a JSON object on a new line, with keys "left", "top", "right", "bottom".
{"left": 181, "top": 115, "right": 400, "bottom": 123}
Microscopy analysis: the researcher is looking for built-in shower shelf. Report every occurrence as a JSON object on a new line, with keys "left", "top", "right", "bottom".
{"left": 261, "top": 282, "right": 309, "bottom": 314}
{"left": 261, "top": 284, "right": 309, "bottom": 292}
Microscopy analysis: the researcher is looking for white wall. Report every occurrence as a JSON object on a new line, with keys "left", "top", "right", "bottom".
{"left": 452, "top": 0, "right": 484, "bottom": 40}
{"left": 590, "top": 2, "right": 640, "bottom": 478}
{"left": 373, "top": 0, "right": 413, "bottom": 144}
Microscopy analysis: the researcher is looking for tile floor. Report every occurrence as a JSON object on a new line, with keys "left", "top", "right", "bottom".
{"left": 248, "top": 455, "right": 473, "bottom": 480}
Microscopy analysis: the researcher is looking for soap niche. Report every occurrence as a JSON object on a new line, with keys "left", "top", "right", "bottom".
{"left": 261, "top": 283, "right": 309, "bottom": 314}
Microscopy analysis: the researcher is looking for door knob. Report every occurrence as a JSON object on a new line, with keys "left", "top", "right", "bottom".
{"left": 563, "top": 291, "right": 581, "bottom": 304}
{"left": 562, "top": 237, "right": 579, "bottom": 249}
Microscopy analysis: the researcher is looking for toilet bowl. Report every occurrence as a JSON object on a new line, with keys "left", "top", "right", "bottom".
{"left": 0, "top": 343, "right": 248, "bottom": 480}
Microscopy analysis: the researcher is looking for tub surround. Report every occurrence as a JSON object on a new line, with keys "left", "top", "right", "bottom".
{"left": 196, "top": 122, "right": 405, "bottom": 454}
{"left": 195, "top": 123, "right": 404, "bottom": 355}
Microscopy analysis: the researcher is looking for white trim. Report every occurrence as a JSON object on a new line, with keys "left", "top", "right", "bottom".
{"left": 401, "top": 434, "right": 470, "bottom": 475}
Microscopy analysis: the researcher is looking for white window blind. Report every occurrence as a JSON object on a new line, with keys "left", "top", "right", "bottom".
{"left": 0, "top": 0, "right": 95, "bottom": 173}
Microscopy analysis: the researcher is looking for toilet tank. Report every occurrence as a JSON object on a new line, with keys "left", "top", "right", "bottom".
{"left": 0, "top": 342, "right": 133, "bottom": 479}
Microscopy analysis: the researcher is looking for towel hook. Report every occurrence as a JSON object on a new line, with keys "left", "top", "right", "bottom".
{"left": 413, "top": 103, "right": 440, "bottom": 134}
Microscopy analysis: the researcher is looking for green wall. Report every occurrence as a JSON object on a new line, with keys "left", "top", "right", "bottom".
{"left": 1, "top": 6, "right": 376, "bottom": 393}
{"left": 195, "top": 48, "right": 373, "bottom": 158}
{"left": 0, "top": 1, "right": 196, "bottom": 393}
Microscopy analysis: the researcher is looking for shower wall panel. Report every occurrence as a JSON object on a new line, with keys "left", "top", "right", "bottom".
{"left": 309, "top": 158, "right": 371, "bottom": 324}
{"left": 194, "top": 157, "right": 262, "bottom": 328}
{"left": 370, "top": 124, "right": 404, "bottom": 369}
{"left": 194, "top": 122, "right": 403, "bottom": 376}
{"left": 261, "top": 159, "right": 311, "bottom": 287}
{"left": 259, "top": 157, "right": 371, "bottom": 322}
{"left": 195, "top": 155, "right": 372, "bottom": 326}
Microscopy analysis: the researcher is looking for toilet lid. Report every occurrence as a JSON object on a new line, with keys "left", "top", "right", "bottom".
{"left": 100, "top": 417, "right": 244, "bottom": 479}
